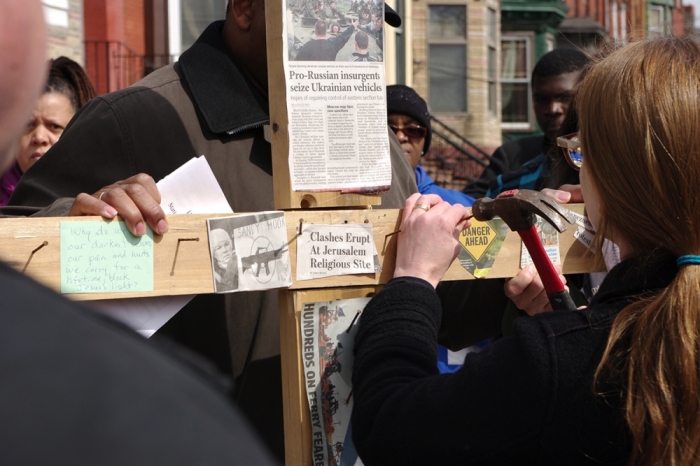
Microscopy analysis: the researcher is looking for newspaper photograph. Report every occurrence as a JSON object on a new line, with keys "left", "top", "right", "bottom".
{"left": 283, "top": 0, "right": 391, "bottom": 193}
{"left": 206, "top": 212, "right": 292, "bottom": 293}
{"left": 301, "top": 297, "right": 370, "bottom": 466}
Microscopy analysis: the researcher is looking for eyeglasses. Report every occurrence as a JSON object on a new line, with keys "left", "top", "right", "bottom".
{"left": 389, "top": 124, "right": 428, "bottom": 143}
{"left": 556, "top": 132, "right": 583, "bottom": 170}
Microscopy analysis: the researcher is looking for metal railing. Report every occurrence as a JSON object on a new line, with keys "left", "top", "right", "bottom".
{"left": 420, "top": 116, "right": 500, "bottom": 191}
{"left": 84, "top": 41, "right": 175, "bottom": 94}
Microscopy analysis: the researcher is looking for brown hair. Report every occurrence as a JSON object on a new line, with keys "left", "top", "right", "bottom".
{"left": 355, "top": 31, "right": 369, "bottom": 50}
{"left": 577, "top": 37, "right": 700, "bottom": 466}
{"left": 45, "top": 56, "right": 97, "bottom": 112}
{"left": 314, "top": 20, "right": 328, "bottom": 37}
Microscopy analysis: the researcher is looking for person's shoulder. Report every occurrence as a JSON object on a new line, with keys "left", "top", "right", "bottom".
{"left": 515, "top": 301, "right": 618, "bottom": 342}
{"left": 99, "top": 63, "right": 182, "bottom": 107}
{"left": 497, "top": 135, "right": 546, "bottom": 157}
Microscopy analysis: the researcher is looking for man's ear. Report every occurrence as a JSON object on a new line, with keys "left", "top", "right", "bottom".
{"left": 230, "top": 0, "right": 256, "bottom": 31}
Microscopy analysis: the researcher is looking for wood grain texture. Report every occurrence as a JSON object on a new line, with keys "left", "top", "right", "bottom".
{"left": 0, "top": 204, "right": 598, "bottom": 301}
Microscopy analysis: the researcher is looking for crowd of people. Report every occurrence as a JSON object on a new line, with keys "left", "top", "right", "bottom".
{"left": 3, "top": 0, "right": 700, "bottom": 465}
{"left": 289, "top": 0, "right": 385, "bottom": 61}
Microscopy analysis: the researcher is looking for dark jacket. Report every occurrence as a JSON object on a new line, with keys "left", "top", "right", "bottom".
{"left": 0, "top": 262, "right": 277, "bottom": 465}
{"left": 352, "top": 257, "right": 678, "bottom": 465}
{"left": 295, "top": 25, "right": 354, "bottom": 61}
{"left": 4, "top": 21, "right": 416, "bottom": 459}
{"left": 464, "top": 135, "right": 549, "bottom": 199}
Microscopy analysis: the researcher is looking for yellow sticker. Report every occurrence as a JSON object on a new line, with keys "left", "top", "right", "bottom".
{"left": 459, "top": 222, "right": 498, "bottom": 261}
{"left": 457, "top": 218, "right": 508, "bottom": 278}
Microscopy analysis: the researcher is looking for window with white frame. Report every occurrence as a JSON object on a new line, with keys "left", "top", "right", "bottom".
{"left": 43, "top": 0, "right": 69, "bottom": 28}
{"left": 487, "top": 8, "right": 498, "bottom": 116}
{"left": 428, "top": 5, "right": 467, "bottom": 113}
{"left": 649, "top": 4, "right": 665, "bottom": 36}
{"left": 169, "top": 0, "right": 227, "bottom": 59}
{"left": 500, "top": 34, "right": 532, "bottom": 130}
{"left": 620, "top": 3, "right": 627, "bottom": 43}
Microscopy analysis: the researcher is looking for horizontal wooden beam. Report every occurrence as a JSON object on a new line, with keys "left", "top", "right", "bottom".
{"left": 0, "top": 204, "right": 597, "bottom": 301}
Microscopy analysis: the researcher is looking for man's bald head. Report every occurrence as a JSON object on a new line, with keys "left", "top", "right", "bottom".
{"left": 0, "top": 0, "right": 47, "bottom": 171}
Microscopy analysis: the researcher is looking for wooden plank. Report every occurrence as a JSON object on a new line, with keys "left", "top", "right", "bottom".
{"left": 0, "top": 204, "right": 598, "bottom": 301}
{"left": 264, "top": 0, "right": 383, "bottom": 210}
{"left": 279, "top": 286, "right": 379, "bottom": 466}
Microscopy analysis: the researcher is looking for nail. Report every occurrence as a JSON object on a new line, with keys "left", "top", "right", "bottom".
{"left": 135, "top": 222, "right": 146, "bottom": 236}
{"left": 554, "top": 191, "right": 571, "bottom": 203}
{"left": 157, "top": 219, "right": 168, "bottom": 235}
{"left": 104, "top": 206, "right": 118, "bottom": 217}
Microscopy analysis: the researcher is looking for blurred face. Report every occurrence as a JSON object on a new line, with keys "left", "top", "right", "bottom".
{"left": 213, "top": 235, "right": 233, "bottom": 270}
{"left": 388, "top": 114, "right": 426, "bottom": 170}
{"left": 0, "top": 0, "right": 47, "bottom": 172}
{"left": 532, "top": 71, "right": 581, "bottom": 143}
{"left": 17, "top": 92, "right": 75, "bottom": 173}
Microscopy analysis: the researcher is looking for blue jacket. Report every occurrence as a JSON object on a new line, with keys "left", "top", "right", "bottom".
{"left": 416, "top": 166, "right": 475, "bottom": 206}
{"left": 485, "top": 153, "right": 547, "bottom": 198}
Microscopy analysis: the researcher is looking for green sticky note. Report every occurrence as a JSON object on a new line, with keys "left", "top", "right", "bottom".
{"left": 60, "top": 221, "right": 154, "bottom": 294}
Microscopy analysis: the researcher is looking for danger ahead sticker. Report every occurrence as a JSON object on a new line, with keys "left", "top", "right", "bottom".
{"left": 457, "top": 218, "right": 508, "bottom": 278}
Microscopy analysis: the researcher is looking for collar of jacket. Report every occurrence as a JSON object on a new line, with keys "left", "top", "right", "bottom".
{"left": 179, "top": 21, "right": 270, "bottom": 135}
{"left": 589, "top": 255, "right": 678, "bottom": 308}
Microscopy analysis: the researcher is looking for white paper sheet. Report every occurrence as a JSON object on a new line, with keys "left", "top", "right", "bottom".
{"left": 89, "top": 156, "right": 233, "bottom": 337}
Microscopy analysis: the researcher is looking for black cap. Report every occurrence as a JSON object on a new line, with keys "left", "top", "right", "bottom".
{"left": 386, "top": 84, "right": 432, "bottom": 154}
{"left": 384, "top": 4, "right": 401, "bottom": 28}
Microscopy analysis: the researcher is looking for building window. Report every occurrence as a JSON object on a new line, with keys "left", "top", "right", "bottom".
{"left": 43, "top": 0, "right": 69, "bottom": 28}
{"left": 649, "top": 4, "right": 665, "bottom": 36}
{"left": 169, "top": 0, "right": 227, "bottom": 58}
{"left": 500, "top": 35, "right": 532, "bottom": 130}
{"left": 487, "top": 8, "right": 498, "bottom": 116}
{"left": 620, "top": 3, "right": 627, "bottom": 43}
{"left": 428, "top": 5, "right": 467, "bottom": 113}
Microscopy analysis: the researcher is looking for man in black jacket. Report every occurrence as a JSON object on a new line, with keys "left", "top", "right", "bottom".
{"left": 295, "top": 19, "right": 358, "bottom": 61}
{"left": 4, "top": 1, "right": 415, "bottom": 460}
{"left": 0, "top": 2, "right": 278, "bottom": 464}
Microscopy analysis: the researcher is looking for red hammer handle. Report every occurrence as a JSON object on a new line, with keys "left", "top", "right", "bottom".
{"left": 518, "top": 226, "right": 577, "bottom": 311}
{"left": 518, "top": 225, "right": 565, "bottom": 294}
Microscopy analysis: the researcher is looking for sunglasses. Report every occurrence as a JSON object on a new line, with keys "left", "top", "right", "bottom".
{"left": 556, "top": 132, "right": 583, "bottom": 170}
{"left": 389, "top": 124, "right": 428, "bottom": 143}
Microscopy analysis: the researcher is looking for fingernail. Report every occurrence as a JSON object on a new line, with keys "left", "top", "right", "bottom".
{"left": 104, "top": 206, "right": 117, "bottom": 217}
{"left": 157, "top": 219, "right": 168, "bottom": 235}
{"left": 525, "top": 264, "right": 536, "bottom": 275}
{"left": 135, "top": 222, "right": 146, "bottom": 236}
{"left": 554, "top": 191, "right": 571, "bottom": 203}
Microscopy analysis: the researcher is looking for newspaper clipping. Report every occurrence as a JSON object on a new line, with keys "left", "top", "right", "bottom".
{"left": 284, "top": 0, "right": 391, "bottom": 193}
{"left": 206, "top": 212, "right": 292, "bottom": 293}
{"left": 301, "top": 297, "right": 370, "bottom": 466}
{"left": 296, "top": 223, "right": 380, "bottom": 281}
{"left": 520, "top": 215, "right": 561, "bottom": 268}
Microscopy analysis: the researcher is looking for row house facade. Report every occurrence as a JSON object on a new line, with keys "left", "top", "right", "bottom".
{"left": 41, "top": 0, "right": 696, "bottom": 187}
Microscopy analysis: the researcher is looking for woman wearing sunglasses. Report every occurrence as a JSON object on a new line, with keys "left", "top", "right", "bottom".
{"left": 352, "top": 37, "right": 700, "bottom": 465}
{"left": 386, "top": 85, "right": 475, "bottom": 207}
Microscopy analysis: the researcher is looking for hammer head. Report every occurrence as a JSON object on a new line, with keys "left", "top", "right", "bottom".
{"left": 472, "top": 189, "right": 576, "bottom": 233}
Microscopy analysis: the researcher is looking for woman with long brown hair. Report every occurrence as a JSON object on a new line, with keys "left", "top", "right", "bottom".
{"left": 351, "top": 36, "right": 700, "bottom": 465}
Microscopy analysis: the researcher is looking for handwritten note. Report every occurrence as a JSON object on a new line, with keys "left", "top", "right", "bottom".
{"left": 60, "top": 221, "right": 154, "bottom": 294}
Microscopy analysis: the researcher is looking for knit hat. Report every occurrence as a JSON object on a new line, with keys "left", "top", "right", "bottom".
{"left": 386, "top": 84, "right": 432, "bottom": 154}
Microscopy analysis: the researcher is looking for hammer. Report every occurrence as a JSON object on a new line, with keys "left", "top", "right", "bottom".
{"left": 472, "top": 189, "right": 578, "bottom": 311}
